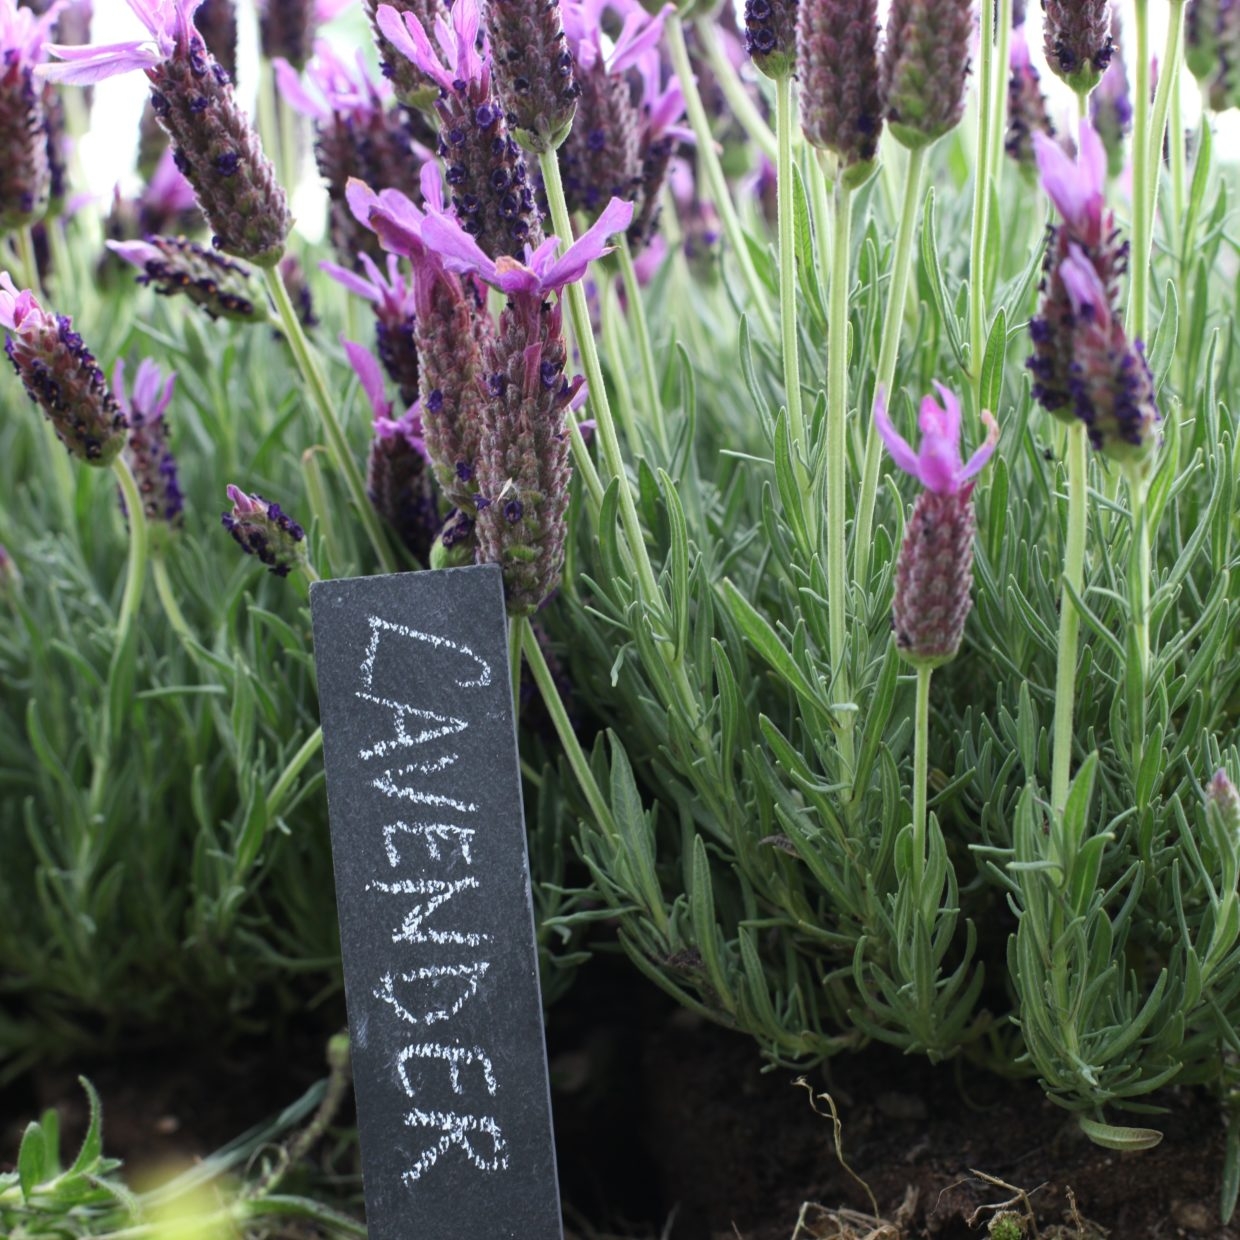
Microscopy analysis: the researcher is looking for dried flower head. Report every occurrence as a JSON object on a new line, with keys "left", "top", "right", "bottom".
{"left": 745, "top": 0, "right": 797, "bottom": 80}
{"left": 1, "top": 270, "right": 128, "bottom": 465}
{"left": 1041, "top": 0, "right": 1113, "bottom": 95}
{"left": 114, "top": 357, "right": 184, "bottom": 529}
{"left": 222, "top": 484, "right": 307, "bottom": 576}
{"left": 798, "top": 0, "right": 883, "bottom": 180}
{"left": 876, "top": 383, "right": 998, "bottom": 667}
{"left": 481, "top": 0, "right": 578, "bottom": 152}
{"left": 42, "top": 0, "right": 291, "bottom": 266}
{"left": 108, "top": 235, "right": 265, "bottom": 322}
{"left": 881, "top": 0, "right": 972, "bottom": 150}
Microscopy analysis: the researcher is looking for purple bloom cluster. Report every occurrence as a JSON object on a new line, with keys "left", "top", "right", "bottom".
{"left": 1089, "top": 8, "right": 1131, "bottom": 178}
{"left": 1005, "top": 25, "right": 1056, "bottom": 172}
{"left": 1028, "top": 122, "right": 1158, "bottom": 466}
{"left": 109, "top": 234, "right": 263, "bottom": 322}
{"left": 221, "top": 484, "right": 306, "bottom": 576}
{"left": 1041, "top": 0, "right": 1113, "bottom": 95}
{"left": 114, "top": 357, "right": 184, "bottom": 529}
{"left": 1, "top": 271, "right": 128, "bottom": 465}
{"left": 0, "top": 0, "right": 60, "bottom": 230}
{"left": 744, "top": 0, "right": 797, "bottom": 80}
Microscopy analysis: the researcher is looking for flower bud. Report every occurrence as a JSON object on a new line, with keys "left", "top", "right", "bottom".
{"left": 221, "top": 484, "right": 307, "bottom": 576}
{"left": 115, "top": 358, "right": 184, "bottom": 530}
{"left": 745, "top": 0, "right": 798, "bottom": 80}
{"left": 481, "top": 0, "right": 578, "bottom": 152}
{"left": 892, "top": 487, "right": 979, "bottom": 666}
{"left": 196, "top": 0, "right": 238, "bottom": 83}
{"left": 1006, "top": 25, "right": 1056, "bottom": 173}
{"left": 1207, "top": 769, "right": 1240, "bottom": 841}
{"left": 881, "top": 0, "right": 972, "bottom": 150}
{"left": 0, "top": 0, "right": 55, "bottom": 230}
{"left": 1090, "top": 7, "right": 1131, "bottom": 179}
{"left": 1, "top": 272, "right": 128, "bottom": 465}
{"left": 798, "top": 0, "right": 883, "bottom": 180}
{"left": 1042, "top": 0, "right": 1114, "bottom": 95}
{"left": 108, "top": 236, "right": 265, "bottom": 323}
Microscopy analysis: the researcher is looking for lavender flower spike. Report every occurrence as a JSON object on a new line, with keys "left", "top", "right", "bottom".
{"left": 41, "top": 0, "right": 291, "bottom": 266}
{"left": 876, "top": 384, "right": 998, "bottom": 667}
{"left": 1005, "top": 24, "right": 1056, "bottom": 174}
{"left": 114, "top": 357, "right": 184, "bottom": 530}
{"left": 797, "top": 0, "right": 883, "bottom": 181}
{"left": 1090, "top": 7, "right": 1131, "bottom": 178}
{"left": 1207, "top": 769, "right": 1240, "bottom": 840}
{"left": 221, "top": 484, "right": 307, "bottom": 576}
{"left": 0, "top": 0, "right": 60, "bottom": 231}
{"left": 1, "top": 271, "right": 128, "bottom": 465}
{"left": 745, "top": 0, "right": 797, "bottom": 80}
{"left": 108, "top": 236, "right": 265, "bottom": 322}
{"left": 1041, "top": 0, "right": 1113, "bottom": 96}
{"left": 481, "top": 0, "right": 578, "bottom": 152}
{"left": 882, "top": 0, "right": 973, "bottom": 150}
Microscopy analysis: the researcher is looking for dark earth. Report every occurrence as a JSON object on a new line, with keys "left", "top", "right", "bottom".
{"left": 1, "top": 955, "right": 1232, "bottom": 1239}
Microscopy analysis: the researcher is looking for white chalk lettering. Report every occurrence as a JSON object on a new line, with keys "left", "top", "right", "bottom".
{"left": 401, "top": 1110, "right": 509, "bottom": 1185}
{"left": 375, "top": 961, "right": 491, "bottom": 1025}
{"left": 359, "top": 615, "right": 493, "bottom": 693}
{"left": 371, "top": 767, "right": 479, "bottom": 815}
{"left": 383, "top": 820, "right": 476, "bottom": 868}
{"left": 367, "top": 876, "right": 487, "bottom": 946}
{"left": 398, "top": 1043, "right": 499, "bottom": 1096}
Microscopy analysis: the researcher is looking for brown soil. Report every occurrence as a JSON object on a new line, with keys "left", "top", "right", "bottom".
{"left": 2, "top": 963, "right": 1231, "bottom": 1240}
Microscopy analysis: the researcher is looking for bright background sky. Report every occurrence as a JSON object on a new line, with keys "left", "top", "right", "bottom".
{"left": 76, "top": 1, "right": 1220, "bottom": 228}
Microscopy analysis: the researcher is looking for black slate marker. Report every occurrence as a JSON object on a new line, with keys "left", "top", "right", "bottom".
{"left": 310, "top": 564, "right": 562, "bottom": 1240}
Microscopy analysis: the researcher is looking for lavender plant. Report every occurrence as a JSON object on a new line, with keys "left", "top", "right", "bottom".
{"left": 2, "top": 0, "right": 1240, "bottom": 1227}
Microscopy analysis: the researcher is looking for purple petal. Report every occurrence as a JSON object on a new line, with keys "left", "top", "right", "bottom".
{"left": 608, "top": 6, "right": 668, "bottom": 74}
{"left": 872, "top": 387, "right": 922, "bottom": 481}
{"left": 320, "top": 259, "right": 380, "bottom": 303}
{"left": 343, "top": 337, "right": 391, "bottom": 420}
{"left": 1077, "top": 119, "right": 1107, "bottom": 200}
{"left": 538, "top": 196, "right": 634, "bottom": 293}
{"left": 959, "top": 411, "right": 1000, "bottom": 485}
{"left": 1059, "top": 243, "right": 1107, "bottom": 317}
{"left": 107, "top": 238, "right": 161, "bottom": 268}
{"left": 421, "top": 213, "right": 497, "bottom": 282}
{"left": 274, "top": 57, "right": 328, "bottom": 120}
{"left": 376, "top": 4, "right": 453, "bottom": 93}
{"left": 39, "top": 40, "right": 162, "bottom": 83}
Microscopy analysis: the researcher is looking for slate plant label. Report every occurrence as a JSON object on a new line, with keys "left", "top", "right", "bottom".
{"left": 310, "top": 564, "right": 562, "bottom": 1240}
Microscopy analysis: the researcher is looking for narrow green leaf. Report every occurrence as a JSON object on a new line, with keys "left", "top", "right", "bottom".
{"left": 1078, "top": 1116, "right": 1164, "bottom": 1151}
{"left": 17, "top": 1121, "right": 47, "bottom": 1199}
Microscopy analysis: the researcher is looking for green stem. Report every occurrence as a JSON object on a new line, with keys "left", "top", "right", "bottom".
{"left": 617, "top": 234, "right": 669, "bottom": 459}
{"left": 665, "top": 14, "right": 778, "bottom": 340}
{"left": 854, "top": 144, "right": 927, "bottom": 591}
{"left": 151, "top": 551, "right": 195, "bottom": 650}
{"left": 990, "top": 0, "right": 1013, "bottom": 193}
{"left": 693, "top": 16, "right": 779, "bottom": 163}
{"left": 1128, "top": 0, "right": 1151, "bottom": 342}
{"left": 826, "top": 172, "right": 856, "bottom": 787}
{"left": 776, "top": 74, "right": 810, "bottom": 510}
{"left": 267, "top": 727, "right": 324, "bottom": 821}
{"left": 521, "top": 617, "right": 614, "bottom": 834}
{"left": 1126, "top": 469, "right": 1150, "bottom": 779}
{"left": 262, "top": 266, "right": 395, "bottom": 575}
{"left": 1050, "top": 422, "right": 1088, "bottom": 816}
{"left": 913, "top": 662, "right": 933, "bottom": 898}
{"left": 113, "top": 455, "right": 150, "bottom": 652}
{"left": 538, "top": 149, "right": 661, "bottom": 609}
{"left": 599, "top": 277, "right": 642, "bottom": 452}
{"left": 969, "top": 0, "right": 997, "bottom": 400}
{"left": 508, "top": 615, "right": 523, "bottom": 716}
{"left": 1136, "top": 0, "right": 1186, "bottom": 345}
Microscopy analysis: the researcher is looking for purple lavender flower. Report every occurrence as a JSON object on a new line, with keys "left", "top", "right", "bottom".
{"left": 1190, "top": 0, "right": 1240, "bottom": 111}
{"left": 221, "top": 484, "right": 306, "bottom": 576}
{"left": 798, "top": 0, "right": 883, "bottom": 180}
{"left": 1027, "top": 121, "right": 1131, "bottom": 424}
{"left": 882, "top": 0, "right": 973, "bottom": 150}
{"left": 365, "top": 0, "right": 444, "bottom": 111}
{"left": 376, "top": 0, "right": 543, "bottom": 258}
{"left": 1005, "top": 24, "right": 1056, "bottom": 173}
{"left": 41, "top": 0, "right": 291, "bottom": 266}
{"left": 1057, "top": 245, "right": 1158, "bottom": 464}
{"left": 556, "top": 0, "right": 674, "bottom": 228}
{"left": 1, "top": 270, "right": 128, "bottom": 464}
{"left": 627, "top": 41, "right": 689, "bottom": 250}
{"left": 344, "top": 337, "right": 440, "bottom": 563}
{"left": 875, "top": 383, "right": 998, "bottom": 666}
{"left": 322, "top": 251, "right": 420, "bottom": 405}
{"left": 1041, "top": 0, "right": 1113, "bottom": 95}
{"left": 348, "top": 168, "right": 489, "bottom": 514}
{"left": 275, "top": 43, "right": 424, "bottom": 269}
{"left": 138, "top": 145, "right": 202, "bottom": 234}
{"left": 1090, "top": 7, "right": 1131, "bottom": 178}
{"left": 1207, "top": 769, "right": 1240, "bottom": 839}
{"left": 0, "top": 0, "right": 59, "bottom": 230}
{"left": 420, "top": 193, "right": 633, "bottom": 614}
{"left": 481, "top": 0, "right": 579, "bottom": 153}
{"left": 258, "top": 0, "right": 314, "bottom": 71}
{"left": 745, "top": 0, "right": 797, "bottom": 80}
{"left": 108, "top": 235, "right": 264, "bottom": 321}
{"left": 114, "top": 357, "right": 184, "bottom": 529}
